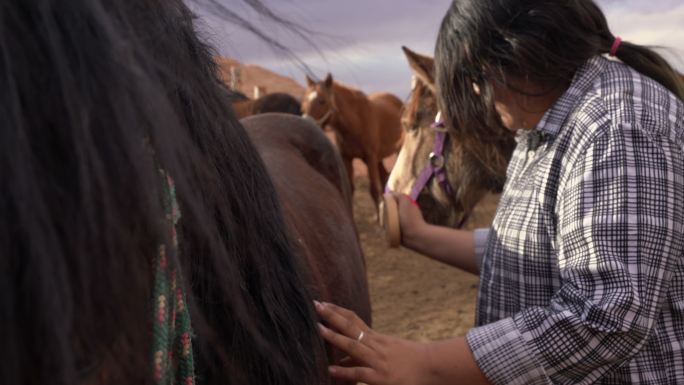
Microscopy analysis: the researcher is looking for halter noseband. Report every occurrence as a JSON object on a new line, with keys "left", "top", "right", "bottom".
{"left": 315, "top": 109, "right": 334, "bottom": 127}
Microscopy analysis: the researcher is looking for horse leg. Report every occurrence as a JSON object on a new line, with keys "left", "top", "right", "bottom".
{"left": 378, "top": 158, "right": 389, "bottom": 187}
{"left": 366, "top": 154, "right": 382, "bottom": 219}
{"left": 343, "top": 155, "right": 355, "bottom": 195}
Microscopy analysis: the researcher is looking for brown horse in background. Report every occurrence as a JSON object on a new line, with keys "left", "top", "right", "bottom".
{"left": 301, "top": 74, "right": 404, "bottom": 213}
{"left": 231, "top": 91, "right": 302, "bottom": 119}
{"left": 242, "top": 113, "right": 371, "bottom": 385}
{"left": 387, "top": 47, "right": 516, "bottom": 227}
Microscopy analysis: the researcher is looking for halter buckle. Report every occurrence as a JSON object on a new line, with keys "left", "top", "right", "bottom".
{"left": 429, "top": 152, "right": 445, "bottom": 169}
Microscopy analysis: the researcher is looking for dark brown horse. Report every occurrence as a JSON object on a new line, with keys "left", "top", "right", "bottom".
{"left": 387, "top": 47, "right": 516, "bottom": 227}
{"left": 301, "top": 74, "right": 404, "bottom": 214}
{"left": 231, "top": 92, "right": 302, "bottom": 119}
{"left": 242, "top": 113, "right": 371, "bottom": 385}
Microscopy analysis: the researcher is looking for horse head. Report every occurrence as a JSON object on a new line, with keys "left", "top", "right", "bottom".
{"left": 302, "top": 73, "right": 337, "bottom": 127}
{"left": 387, "top": 46, "right": 514, "bottom": 228}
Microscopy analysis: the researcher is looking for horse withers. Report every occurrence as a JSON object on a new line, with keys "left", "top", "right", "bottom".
{"left": 385, "top": 47, "right": 515, "bottom": 234}
{"left": 241, "top": 113, "right": 372, "bottom": 384}
{"left": 301, "top": 74, "right": 404, "bottom": 217}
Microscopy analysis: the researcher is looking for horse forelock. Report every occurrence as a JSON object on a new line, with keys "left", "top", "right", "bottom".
{"left": 403, "top": 81, "right": 436, "bottom": 131}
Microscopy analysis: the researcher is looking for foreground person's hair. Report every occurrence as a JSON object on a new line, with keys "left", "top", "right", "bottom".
{"left": 435, "top": 0, "right": 684, "bottom": 146}
{"left": 0, "top": 1, "right": 325, "bottom": 384}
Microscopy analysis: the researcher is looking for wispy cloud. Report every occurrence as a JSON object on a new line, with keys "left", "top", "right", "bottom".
{"left": 196, "top": 0, "right": 684, "bottom": 96}
{"left": 601, "top": 1, "right": 684, "bottom": 69}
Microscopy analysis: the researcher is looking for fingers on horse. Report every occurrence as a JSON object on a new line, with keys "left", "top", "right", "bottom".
{"left": 338, "top": 355, "right": 357, "bottom": 367}
{"left": 318, "top": 323, "right": 378, "bottom": 366}
{"left": 327, "top": 301, "right": 364, "bottom": 320}
{"left": 329, "top": 365, "right": 380, "bottom": 384}
{"left": 390, "top": 192, "right": 416, "bottom": 208}
{"left": 338, "top": 355, "right": 380, "bottom": 370}
{"left": 316, "top": 302, "right": 370, "bottom": 337}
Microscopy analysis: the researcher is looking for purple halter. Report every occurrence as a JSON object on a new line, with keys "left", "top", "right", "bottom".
{"left": 385, "top": 112, "right": 472, "bottom": 228}
{"left": 408, "top": 121, "right": 453, "bottom": 201}
{"left": 385, "top": 113, "right": 469, "bottom": 228}
{"left": 387, "top": 113, "right": 453, "bottom": 201}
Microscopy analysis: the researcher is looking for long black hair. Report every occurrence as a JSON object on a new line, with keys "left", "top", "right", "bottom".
{"left": 435, "top": 0, "right": 684, "bottom": 146}
{"left": 0, "top": 1, "right": 325, "bottom": 384}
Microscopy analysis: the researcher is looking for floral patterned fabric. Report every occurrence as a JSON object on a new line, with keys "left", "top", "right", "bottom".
{"left": 152, "top": 173, "right": 196, "bottom": 385}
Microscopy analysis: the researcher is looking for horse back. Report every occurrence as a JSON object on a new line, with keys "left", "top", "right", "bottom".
{"left": 241, "top": 113, "right": 370, "bottom": 323}
{"left": 369, "top": 92, "right": 403, "bottom": 111}
{"left": 252, "top": 93, "right": 302, "bottom": 116}
{"left": 368, "top": 93, "right": 404, "bottom": 154}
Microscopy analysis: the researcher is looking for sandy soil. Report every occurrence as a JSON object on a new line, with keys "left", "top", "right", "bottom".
{"left": 351, "top": 175, "right": 500, "bottom": 341}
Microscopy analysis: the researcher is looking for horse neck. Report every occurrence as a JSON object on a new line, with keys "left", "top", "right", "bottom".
{"left": 330, "top": 83, "right": 368, "bottom": 131}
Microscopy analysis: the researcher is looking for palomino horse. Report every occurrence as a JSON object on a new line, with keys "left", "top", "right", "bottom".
{"left": 386, "top": 47, "right": 516, "bottom": 228}
{"left": 301, "top": 74, "right": 404, "bottom": 212}
{"left": 231, "top": 91, "right": 302, "bottom": 119}
{"left": 242, "top": 113, "right": 371, "bottom": 385}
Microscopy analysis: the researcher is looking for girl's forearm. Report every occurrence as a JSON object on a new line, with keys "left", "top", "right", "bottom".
{"left": 425, "top": 336, "right": 491, "bottom": 385}
{"left": 403, "top": 224, "right": 479, "bottom": 275}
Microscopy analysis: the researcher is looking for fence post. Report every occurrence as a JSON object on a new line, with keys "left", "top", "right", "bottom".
{"left": 253, "top": 85, "right": 267, "bottom": 99}
{"left": 230, "top": 66, "right": 242, "bottom": 91}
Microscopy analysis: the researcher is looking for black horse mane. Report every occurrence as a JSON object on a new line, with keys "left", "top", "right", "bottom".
{"left": 0, "top": 1, "right": 325, "bottom": 385}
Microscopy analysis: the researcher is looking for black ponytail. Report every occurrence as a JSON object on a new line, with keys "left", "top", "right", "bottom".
{"left": 612, "top": 40, "right": 684, "bottom": 100}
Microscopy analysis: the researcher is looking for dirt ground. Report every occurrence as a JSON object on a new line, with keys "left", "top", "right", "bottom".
{"left": 351, "top": 175, "right": 500, "bottom": 341}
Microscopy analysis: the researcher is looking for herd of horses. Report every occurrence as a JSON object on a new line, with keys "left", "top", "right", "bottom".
{"left": 235, "top": 46, "right": 514, "bottom": 227}
{"left": 230, "top": 46, "right": 515, "bottom": 383}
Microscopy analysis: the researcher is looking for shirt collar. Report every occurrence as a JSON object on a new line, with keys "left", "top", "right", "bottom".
{"left": 535, "top": 56, "right": 607, "bottom": 137}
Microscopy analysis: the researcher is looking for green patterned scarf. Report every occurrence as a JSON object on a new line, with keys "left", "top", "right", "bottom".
{"left": 152, "top": 173, "right": 196, "bottom": 385}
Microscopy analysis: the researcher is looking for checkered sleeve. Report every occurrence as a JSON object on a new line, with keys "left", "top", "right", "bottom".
{"left": 467, "top": 123, "right": 684, "bottom": 384}
{"left": 473, "top": 228, "right": 491, "bottom": 271}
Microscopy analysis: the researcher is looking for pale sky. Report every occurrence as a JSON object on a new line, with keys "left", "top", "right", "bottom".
{"left": 194, "top": 0, "right": 684, "bottom": 98}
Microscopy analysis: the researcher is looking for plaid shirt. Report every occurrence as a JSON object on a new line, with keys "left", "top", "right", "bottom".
{"left": 467, "top": 56, "right": 684, "bottom": 384}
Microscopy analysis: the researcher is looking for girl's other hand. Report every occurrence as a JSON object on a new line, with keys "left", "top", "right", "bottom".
{"left": 314, "top": 300, "right": 433, "bottom": 385}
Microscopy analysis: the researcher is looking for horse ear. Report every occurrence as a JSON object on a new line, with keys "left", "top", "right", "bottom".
{"left": 402, "top": 46, "right": 436, "bottom": 93}
{"left": 306, "top": 75, "right": 316, "bottom": 88}
{"left": 324, "top": 73, "right": 334, "bottom": 88}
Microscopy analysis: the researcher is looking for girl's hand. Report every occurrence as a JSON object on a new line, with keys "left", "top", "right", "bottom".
{"left": 391, "top": 193, "right": 427, "bottom": 248}
{"left": 314, "top": 301, "right": 433, "bottom": 385}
